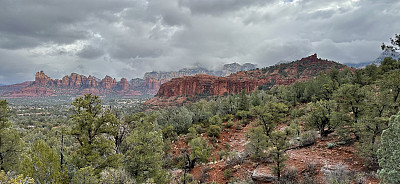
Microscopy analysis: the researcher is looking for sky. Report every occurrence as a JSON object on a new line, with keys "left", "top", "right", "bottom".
{"left": 0, "top": 0, "right": 399, "bottom": 84}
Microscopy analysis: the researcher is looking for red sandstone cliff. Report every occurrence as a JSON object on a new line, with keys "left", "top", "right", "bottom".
{"left": 156, "top": 54, "right": 349, "bottom": 98}
{"left": 157, "top": 75, "right": 258, "bottom": 97}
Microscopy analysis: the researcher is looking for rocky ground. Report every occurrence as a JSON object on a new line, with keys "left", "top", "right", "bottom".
{"left": 170, "top": 120, "right": 380, "bottom": 184}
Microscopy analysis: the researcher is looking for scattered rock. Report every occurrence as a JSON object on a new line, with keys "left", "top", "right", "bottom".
{"left": 251, "top": 167, "right": 275, "bottom": 182}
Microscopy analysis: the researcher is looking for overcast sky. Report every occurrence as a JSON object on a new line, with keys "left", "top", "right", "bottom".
{"left": 0, "top": 0, "right": 399, "bottom": 84}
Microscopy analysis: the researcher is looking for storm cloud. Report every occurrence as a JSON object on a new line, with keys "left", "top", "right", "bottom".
{"left": 0, "top": 0, "right": 399, "bottom": 84}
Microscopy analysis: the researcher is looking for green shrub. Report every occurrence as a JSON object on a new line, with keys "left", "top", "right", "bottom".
{"left": 326, "top": 142, "right": 336, "bottom": 149}
{"left": 222, "top": 143, "right": 231, "bottom": 150}
{"left": 299, "top": 131, "right": 316, "bottom": 147}
{"left": 225, "top": 120, "right": 234, "bottom": 128}
{"left": 279, "top": 167, "right": 299, "bottom": 184}
{"left": 239, "top": 120, "right": 247, "bottom": 126}
{"left": 217, "top": 150, "right": 228, "bottom": 160}
{"left": 208, "top": 115, "right": 222, "bottom": 126}
{"left": 224, "top": 169, "right": 233, "bottom": 180}
{"left": 235, "top": 110, "right": 249, "bottom": 120}
{"left": 179, "top": 173, "right": 197, "bottom": 184}
{"left": 208, "top": 125, "right": 221, "bottom": 138}
{"left": 234, "top": 122, "right": 242, "bottom": 130}
{"left": 222, "top": 114, "right": 234, "bottom": 121}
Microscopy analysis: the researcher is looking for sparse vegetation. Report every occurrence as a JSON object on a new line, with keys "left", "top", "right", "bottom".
{"left": 1, "top": 35, "right": 400, "bottom": 183}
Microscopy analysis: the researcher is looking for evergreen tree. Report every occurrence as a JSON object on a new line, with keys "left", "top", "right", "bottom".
{"left": 123, "top": 118, "right": 169, "bottom": 183}
{"left": 71, "top": 166, "right": 99, "bottom": 184}
{"left": 20, "top": 140, "right": 68, "bottom": 184}
{"left": 377, "top": 112, "right": 400, "bottom": 184}
{"left": 269, "top": 130, "right": 289, "bottom": 181}
{"left": 0, "top": 100, "right": 22, "bottom": 171}
{"left": 238, "top": 89, "right": 249, "bottom": 111}
{"left": 306, "top": 100, "right": 337, "bottom": 137}
{"left": 70, "top": 94, "right": 120, "bottom": 171}
{"left": 250, "top": 102, "right": 288, "bottom": 136}
{"left": 246, "top": 127, "right": 268, "bottom": 161}
{"left": 188, "top": 137, "right": 212, "bottom": 164}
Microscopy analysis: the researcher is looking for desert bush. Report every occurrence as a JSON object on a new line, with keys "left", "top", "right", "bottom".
{"left": 217, "top": 150, "right": 228, "bottom": 160}
{"left": 239, "top": 120, "right": 247, "bottom": 126}
{"left": 226, "top": 152, "right": 246, "bottom": 167}
{"left": 300, "top": 162, "right": 320, "bottom": 184}
{"left": 299, "top": 131, "right": 317, "bottom": 147}
{"left": 222, "top": 142, "right": 231, "bottom": 150}
{"left": 208, "top": 125, "right": 221, "bottom": 138}
{"left": 224, "top": 169, "right": 234, "bottom": 180}
{"left": 179, "top": 173, "right": 197, "bottom": 184}
{"left": 278, "top": 167, "right": 299, "bottom": 184}
{"left": 225, "top": 120, "right": 234, "bottom": 129}
{"left": 304, "top": 162, "right": 318, "bottom": 176}
{"left": 326, "top": 142, "right": 336, "bottom": 149}
{"left": 222, "top": 114, "right": 234, "bottom": 121}
{"left": 323, "top": 163, "right": 351, "bottom": 184}
{"left": 235, "top": 122, "right": 243, "bottom": 130}
{"left": 199, "top": 167, "right": 212, "bottom": 183}
{"left": 236, "top": 110, "right": 249, "bottom": 120}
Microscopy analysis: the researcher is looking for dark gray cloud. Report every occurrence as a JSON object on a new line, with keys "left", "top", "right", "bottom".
{"left": 0, "top": 0, "right": 399, "bottom": 84}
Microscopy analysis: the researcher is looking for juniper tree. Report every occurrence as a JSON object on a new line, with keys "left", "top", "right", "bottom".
{"left": 70, "top": 94, "right": 120, "bottom": 171}
{"left": 0, "top": 100, "right": 22, "bottom": 171}
{"left": 377, "top": 112, "right": 400, "bottom": 184}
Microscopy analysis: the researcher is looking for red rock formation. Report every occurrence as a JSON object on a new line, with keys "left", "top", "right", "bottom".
{"left": 156, "top": 54, "right": 349, "bottom": 98}
{"left": 69, "top": 73, "right": 87, "bottom": 88}
{"left": 157, "top": 74, "right": 258, "bottom": 97}
{"left": 101, "top": 76, "right": 117, "bottom": 89}
{"left": 34, "top": 71, "right": 53, "bottom": 86}
{"left": 1, "top": 71, "right": 140, "bottom": 98}
{"left": 62, "top": 75, "right": 70, "bottom": 87}
{"left": 145, "top": 78, "right": 162, "bottom": 92}
{"left": 117, "top": 78, "right": 129, "bottom": 91}
{"left": 85, "top": 75, "right": 98, "bottom": 88}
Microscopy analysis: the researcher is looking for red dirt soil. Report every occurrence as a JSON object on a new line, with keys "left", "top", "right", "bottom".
{"left": 170, "top": 121, "right": 380, "bottom": 184}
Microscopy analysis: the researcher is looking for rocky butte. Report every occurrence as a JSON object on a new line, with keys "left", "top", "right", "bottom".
{"left": 156, "top": 54, "right": 349, "bottom": 98}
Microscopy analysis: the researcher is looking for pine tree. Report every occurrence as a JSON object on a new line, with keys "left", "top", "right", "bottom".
{"left": 246, "top": 127, "right": 268, "bottom": 161}
{"left": 70, "top": 94, "right": 120, "bottom": 171}
{"left": 123, "top": 119, "right": 169, "bottom": 183}
{"left": 269, "top": 130, "right": 289, "bottom": 181}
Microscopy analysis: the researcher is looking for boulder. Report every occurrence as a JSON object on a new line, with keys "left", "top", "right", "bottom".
{"left": 251, "top": 167, "right": 275, "bottom": 182}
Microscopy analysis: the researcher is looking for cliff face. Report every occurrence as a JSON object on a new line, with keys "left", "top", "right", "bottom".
{"left": 156, "top": 54, "right": 348, "bottom": 98}
{"left": 157, "top": 75, "right": 258, "bottom": 97}
{"left": 142, "top": 63, "right": 256, "bottom": 93}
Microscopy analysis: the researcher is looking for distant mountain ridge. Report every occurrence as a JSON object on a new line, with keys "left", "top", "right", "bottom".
{"left": 0, "top": 63, "right": 256, "bottom": 98}
{"left": 344, "top": 49, "right": 400, "bottom": 68}
{"left": 372, "top": 48, "right": 400, "bottom": 65}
